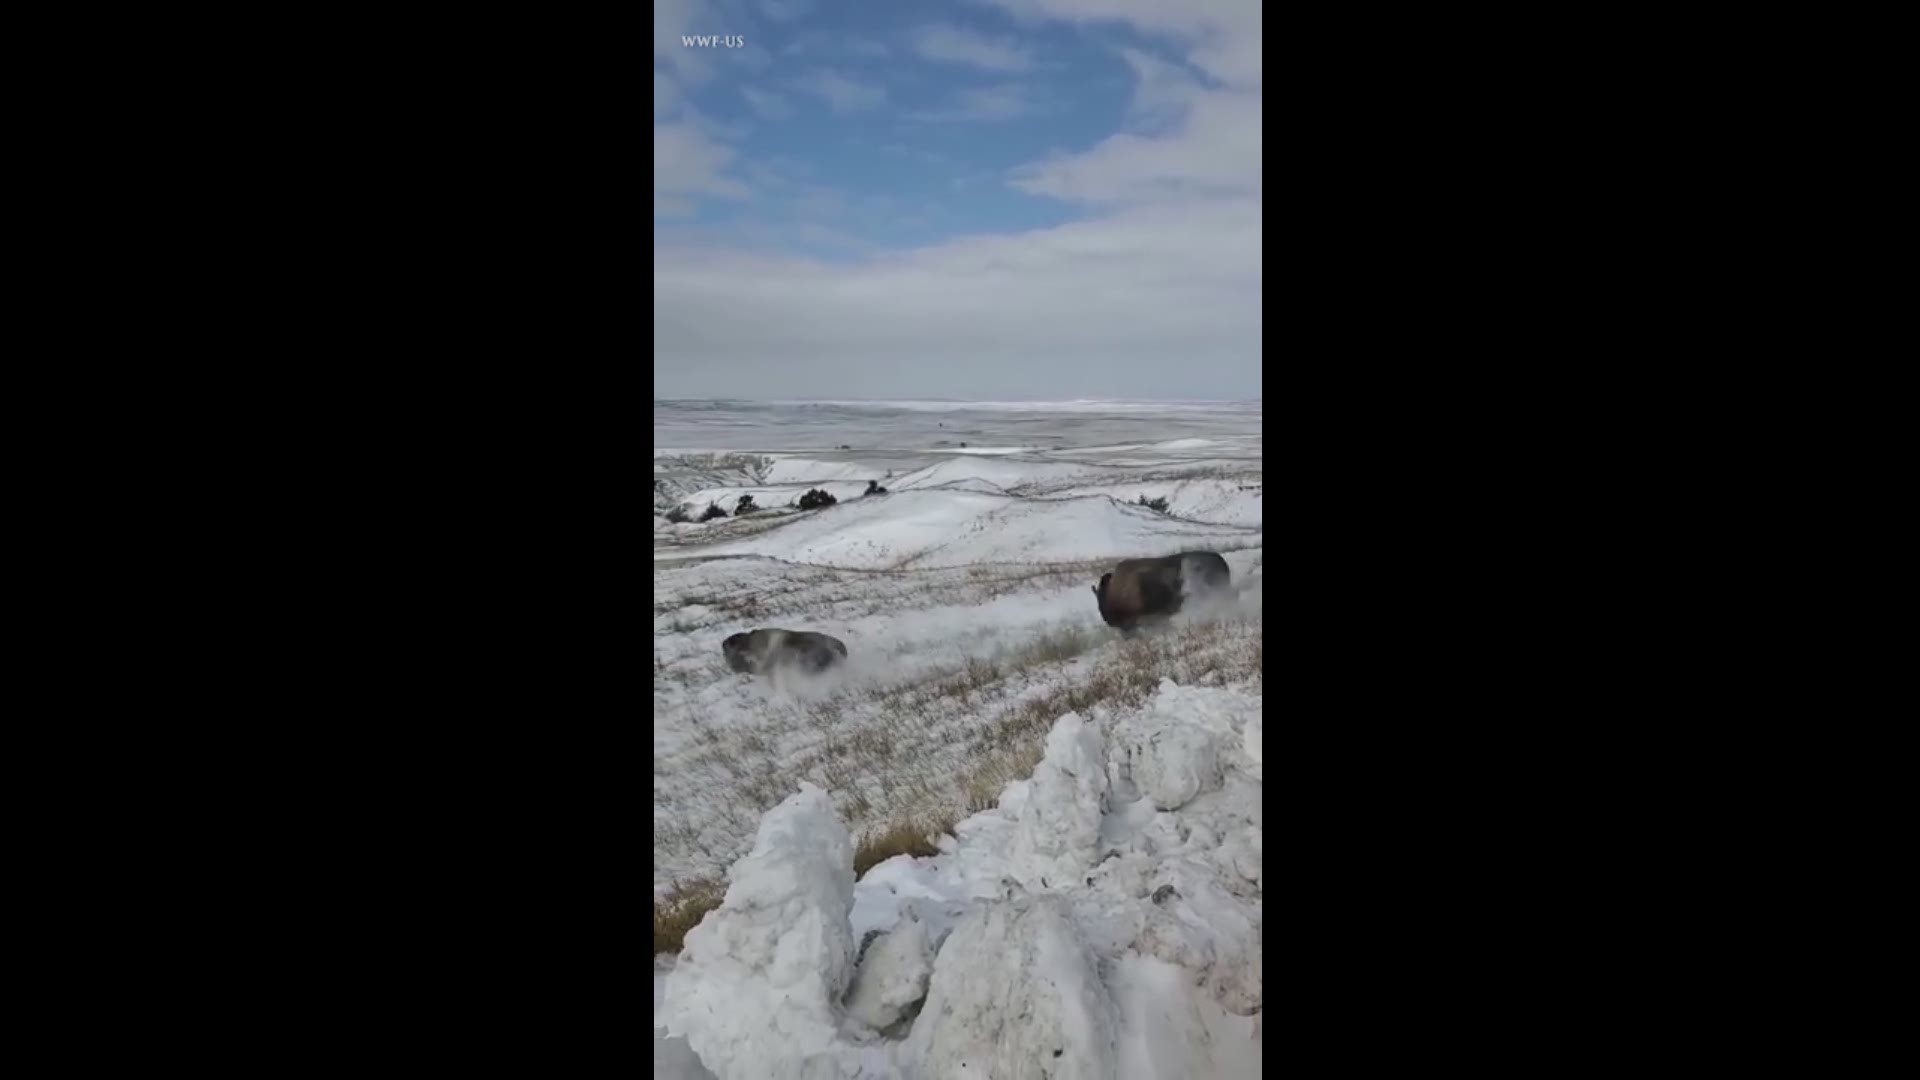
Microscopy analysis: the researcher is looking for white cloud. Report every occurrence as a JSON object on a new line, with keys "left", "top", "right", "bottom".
{"left": 739, "top": 85, "right": 791, "bottom": 120}
{"left": 973, "top": 0, "right": 1261, "bottom": 88}
{"left": 908, "top": 24, "right": 1035, "bottom": 72}
{"left": 1116, "top": 48, "right": 1204, "bottom": 131}
{"left": 655, "top": 71, "right": 679, "bottom": 118}
{"left": 907, "top": 84, "right": 1043, "bottom": 123}
{"left": 994, "top": 13, "right": 1259, "bottom": 209}
{"left": 791, "top": 69, "right": 887, "bottom": 113}
{"left": 1010, "top": 88, "right": 1259, "bottom": 206}
{"left": 655, "top": 124, "right": 752, "bottom": 216}
{"left": 654, "top": 0, "right": 711, "bottom": 83}
{"left": 782, "top": 32, "right": 891, "bottom": 58}
{"left": 652, "top": 0, "right": 1263, "bottom": 397}
{"left": 757, "top": 0, "right": 812, "bottom": 21}
{"left": 653, "top": 198, "right": 1261, "bottom": 398}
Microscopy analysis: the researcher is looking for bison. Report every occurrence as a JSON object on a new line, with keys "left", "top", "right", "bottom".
{"left": 722, "top": 628, "right": 849, "bottom": 675}
{"left": 1092, "top": 551, "right": 1233, "bottom": 633}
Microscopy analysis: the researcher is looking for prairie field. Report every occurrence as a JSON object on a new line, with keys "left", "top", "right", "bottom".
{"left": 653, "top": 400, "right": 1263, "bottom": 1078}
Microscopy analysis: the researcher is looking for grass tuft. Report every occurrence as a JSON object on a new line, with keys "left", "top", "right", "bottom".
{"left": 654, "top": 879, "right": 727, "bottom": 956}
{"left": 853, "top": 818, "right": 945, "bottom": 878}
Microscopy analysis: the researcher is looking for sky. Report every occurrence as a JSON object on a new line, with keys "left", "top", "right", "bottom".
{"left": 654, "top": 0, "right": 1262, "bottom": 401}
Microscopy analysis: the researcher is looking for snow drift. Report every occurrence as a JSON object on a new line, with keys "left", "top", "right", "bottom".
{"left": 660, "top": 782, "right": 862, "bottom": 1078}
{"left": 657, "top": 681, "right": 1263, "bottom": 1079}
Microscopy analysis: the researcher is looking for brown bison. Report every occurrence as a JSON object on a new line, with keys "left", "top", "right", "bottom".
{"left": 1092, "top": 551, "right": 1232, "bottom": 633}
{"left": 722, "top": 629, "right": 849, "bottom": 675}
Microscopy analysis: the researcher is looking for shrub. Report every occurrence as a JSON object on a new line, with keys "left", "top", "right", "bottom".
{"left": 666, "top": 506, "right": 691, "bottom": 524}
{"left": 700, "top": 502, "right": 728, "bottom": 522}
{"left": 735, "top": 494, "right": 758, "bottom": 514}
{"left": 864, "top": 480, "right": 888, "bottom": 497}
{"left": 1137, "top": 494, "right": 1170, "bottom": 514}
{"left": 798, "top": 488, "right": 837, "bottom": 511}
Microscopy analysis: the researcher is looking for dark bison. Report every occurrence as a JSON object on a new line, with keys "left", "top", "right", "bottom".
{"left": 722, "top": 629, "right": 849, "bottom": 675}
{"left": 1092, "top": 551, "right": 1232, "bottom": 633}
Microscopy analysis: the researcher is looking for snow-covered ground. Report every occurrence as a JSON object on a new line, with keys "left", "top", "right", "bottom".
{"left": 654, "top": 400, "right": 1261, "bottom": 1078}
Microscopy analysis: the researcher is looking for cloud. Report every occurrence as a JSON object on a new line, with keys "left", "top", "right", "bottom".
{"left": 907, "top": 84, "right": 1043, "bottom": 123}
{"left": 653, "top": 197, "right": 1261, "bottom": 398}
{"left": 739, "top": 85, "right": 792, "bottom": 120}
{"left": 655, "top": 71, "right": 679, "bottom": 118}
{"left": 999, "top": 24, "right": 1258, "bottom": 209}
{"left": 654, "top": 0, "right": 711, "bottom": 83}
{"left": 1116, "top": 48, "right": 1204, "bottom": 131}
{"left": 1010, "top": 88, "right": 1259, "bottom": 206}
{"left": 783, "top": 32, "right": 891, "bottom": 59}
{"left": 652, "top": 0, "right": 1263, "bottom": 398}
{"left": 655, "top": 124, "right": 752, "bottom": 216}
{"left": 790, "top": 69, "right": 888, "bottom": 113}
{"left": 908, "top": 23, "right": 1036, "bottom": 72}
{"left": 971, "top": 0, "right": 1261, "bottom": 88}
{"left": 757, "top": 0, "right": 812, "bottom": 21}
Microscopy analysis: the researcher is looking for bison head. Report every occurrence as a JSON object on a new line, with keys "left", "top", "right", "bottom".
{"left": 721, "top": 632, "right": 755, "bottom": 673}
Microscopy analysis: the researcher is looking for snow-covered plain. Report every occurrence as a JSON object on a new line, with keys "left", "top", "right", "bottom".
{"left": 654, "top": 400, "right": 1262, "bottom": 1078}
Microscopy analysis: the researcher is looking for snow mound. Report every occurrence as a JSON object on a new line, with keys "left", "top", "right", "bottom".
{"left": 901, "top": 895, "right": 1120, "bottom": 1078}
{"left": 1118, "top": 720, "right": 1222, "bottom": 811}
{"left": 1046, "top": 478, "right": 1262, "bottom": 528}
{"left": 761, "top": 456, "right": 878, "bottom": 485}
{"left": 661, "top": 782, "right": 859, "bottom": 1079}
{"left": 891, "top": 455, "right": 1096, "bottom": 494}
{"left": 844, "top": 912, "right": 934, "bottom": 1035}
{"left": 911, "top": 476, "right": 1008, "bottom": 495}
{"left": 1006, "top": 713, "right": 1109, "bottom": 891}
{"left": 659, "top": 683, "right": 1263, "bottom": 1078}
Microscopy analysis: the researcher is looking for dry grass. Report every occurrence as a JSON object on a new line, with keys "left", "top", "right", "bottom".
{"left": 852, "top": 818, "right": 946, "bottom": 878}
{"left": 653, "top": 558, "right": 1114, "bottom": 622}
{"left": 653, "top": 603, "right": 1262, "bottom": 910}
{"left": 654, "top": 879, "right": 727, "bottom": 956}
{"left": 653, "top": 813, "right": 958, "bottom": 957}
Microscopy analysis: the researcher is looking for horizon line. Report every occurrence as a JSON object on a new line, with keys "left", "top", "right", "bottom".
{"left": 654, "top": 397, "right": 1263, "bottom": 404}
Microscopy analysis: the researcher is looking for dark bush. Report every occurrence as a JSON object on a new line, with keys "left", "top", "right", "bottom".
{"left": 700, "top": 502, "right": 728, "bottom": 522}
{"left": 736, "top": 494, "right": 759, "bottom": 514}
{"left": 1137, "top": 494, "right": 1170, "bottom": 514}
{"left": 666, "top": 506, "right": 691, "bottom": 524}
{"left": 864, "top": 480, "right": 888, "bottom": 496}
{"left": 797, "top": 488, "right": 838, "bottom": 511}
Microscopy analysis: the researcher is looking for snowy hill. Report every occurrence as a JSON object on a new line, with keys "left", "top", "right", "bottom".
{"left": 685, "top": 490, "right": 1258, "bottom": 570}
{"left": 761, "top": 456, "right": 883, "bottom": 485}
